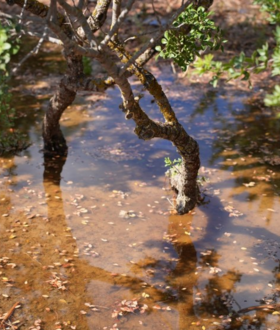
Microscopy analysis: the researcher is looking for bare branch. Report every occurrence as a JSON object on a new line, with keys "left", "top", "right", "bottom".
{"left": 108, "top": 41, "right": 178, "bottom": 124}
{"left": 18, "top": 0, "right": 28, "bottom": 25}
{"left": 62, "top": 75, "right": 115, "bottom": 92}
{"left": 87, "top": 0, "right": 112, "bottom": 32}
{"left": 100, "top": 0, "right": 136, "bottom": 47}
{"left": 0, "top": 11, "right": 18, "bottom": 21}
{"left": 48, "top": 0, "right": 58, "bottom": 23}
{"left": 47, "top": 20, "right": 99, "bottom": 58}
{"left": 57, "top": 0, "right": 98, "bottom": 47}
{"left": 25, "top": 31, "right": 62, "bottom": 44}
{"left": 12, "top": 25, "right": 49, "bottom": 74}
{"left": 111, "top": 0, "right": 121, "bottom": 30}
{"left": 151, "top": 0, "right": 162, "bottom": 28}
{"left": 5, "top": 0, "right": 74, "bottom": 38}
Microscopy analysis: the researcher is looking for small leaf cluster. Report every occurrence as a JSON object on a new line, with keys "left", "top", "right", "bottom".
{"left": 264, "top": 85, "right": 280, "bottom": 107}
{"left": 0, "top": 22, "right": 20, "bottom": 72}
{"left": 194, "top": 43, "right": 269, "bottom": 87}
{"left": 254, "top": 0, "right": 280, "bottom": 25}
{"left": 0, "top": 22, "right": 28, "bottom": 154}
{"left": 264, "top": 26, "right": 280, "bottom": 107}
{"left": 164, "top": 157, "right": 182, "bottom": 176}
{"left": 193, "top": 2, "right": 280, "bottom": 108}
{"left": 155, "top": 5, "right": 224, "bottom": 71}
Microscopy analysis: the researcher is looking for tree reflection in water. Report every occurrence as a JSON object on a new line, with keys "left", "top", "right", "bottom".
{"left": 39, "top": 150, "right": 280, "bottom": 329}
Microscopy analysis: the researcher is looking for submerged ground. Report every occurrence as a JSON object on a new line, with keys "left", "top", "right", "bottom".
{"left": 1, "top": 41, "right": 280, "bottom": 329}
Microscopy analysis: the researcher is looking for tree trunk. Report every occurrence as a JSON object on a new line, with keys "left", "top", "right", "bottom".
{"left": 169, "top": 131, "right": 200, "bottom": 214}
{"left": 42, "top": 82, "right": 76, "bottom": 155}
{"left": 42, "top": 54, "right": 83, "bottom": 155}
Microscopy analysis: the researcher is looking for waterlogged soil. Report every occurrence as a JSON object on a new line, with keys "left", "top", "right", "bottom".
{"left": 1, "top": 53, "right": 280, "bottom": 330}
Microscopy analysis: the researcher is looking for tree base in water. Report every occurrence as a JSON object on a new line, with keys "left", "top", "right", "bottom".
{"left": 168, "top": 164, "right": 200, "bottom": 215}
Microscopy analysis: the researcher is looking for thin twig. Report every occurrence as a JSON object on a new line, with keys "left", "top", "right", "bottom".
{"left": 12, "top": 25, "right": 49, "bottom": 74}
{"left": 18, "top": 0, "right": 28, "bottom": 25}
{"left": 111, "top": 0, "right": 121, "bottom": 29}
{"left": 57, "top": 0, "right": 98, "bottom": 47}
{"left": 151, "top": 0, "right": 162, "bottom": 28}
{"left": 238, "top": 303, "right": 280, "bottom": 314}
{"left": 100, "top": 0, "right": 136, "bottom": 47}
{"left": 0, "top": 301, "right": 20, "bottom": 328}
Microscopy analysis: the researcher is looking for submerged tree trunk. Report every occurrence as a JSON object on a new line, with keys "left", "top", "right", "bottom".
{"left": 42, "top": 54, "right": 83, "bottom": 155}
{"left": 169, "top": 127, "right": 200, "bottom": 214}
{"left": 42, "top": 82, "right": 76, "bottom": 154}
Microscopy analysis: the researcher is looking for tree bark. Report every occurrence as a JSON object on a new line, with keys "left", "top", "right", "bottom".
{"left": 97, "top": 51, "right": 200, "bottom": 214}
{"left": 42, "top": 53, "right": 83, "bottom": 155}
{"left": 42, "top": 82, "right": 75, "bottom": 155}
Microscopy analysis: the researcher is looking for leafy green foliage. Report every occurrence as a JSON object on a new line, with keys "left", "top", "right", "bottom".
{"left": 155, "top": 4, "right": 224, "bottom": 71}
{"left": 254, "top": 0, "right": 280, "bottom": 24}
{"left": 193, "top": 2, "right": 280, "bottom": 107}
{"left": 0, "top": 22, "right": 20, "bottom": 72}
{"left": 194, "top": 43, "right": 269, "bottom": 87}
{"left": 0, "top": 22, "right": 28, "bottom": 154}
{"left": 264, "top": 85, "right": 280, "bottom": 107}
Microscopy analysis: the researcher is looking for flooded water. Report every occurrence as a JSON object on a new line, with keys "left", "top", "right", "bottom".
{"left": 1, "top": 49, "right": 280, "bottom": 330}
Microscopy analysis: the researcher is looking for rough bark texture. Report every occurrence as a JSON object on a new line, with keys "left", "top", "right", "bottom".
{"left": 42, "top": 54, "right": 83, "bottom": 154}
{"left": 42, "top": 83, "right": 75, "bottom": 155}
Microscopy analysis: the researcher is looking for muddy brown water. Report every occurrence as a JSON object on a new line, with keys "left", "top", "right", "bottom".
{"left": 1, "top": 53, "right": 280, "bottom": 330}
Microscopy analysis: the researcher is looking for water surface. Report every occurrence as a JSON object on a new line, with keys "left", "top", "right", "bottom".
{"left": 1, "top": 50, "right": 280, "bottom": 330}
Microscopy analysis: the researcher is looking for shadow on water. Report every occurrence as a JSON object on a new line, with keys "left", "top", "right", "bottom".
{"left": 1, "top": 41, "right": 280, "bottom": 329}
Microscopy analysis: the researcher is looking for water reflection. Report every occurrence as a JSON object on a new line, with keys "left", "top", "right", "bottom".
{"left": 41, "top": 149, "right": 280, "bottom": 329}
{"left": 1, "top": 50, "right": 280, "bottom": 328}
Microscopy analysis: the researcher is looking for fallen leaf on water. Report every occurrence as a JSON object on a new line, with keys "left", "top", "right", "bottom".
{"left": 153, "top": 305, "right": 161, "bottom": 310}
{"left": 112, "top": 310, "right": 119, "bottom": 318}
{"left": 243, "top": 182, "right": 256, "bottom": 187}
{"left": 209, "top": 267, "right": 222, "bottom": 274}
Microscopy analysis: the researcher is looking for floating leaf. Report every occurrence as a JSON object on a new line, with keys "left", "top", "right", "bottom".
{"left": 243, "top": 182, "right": 256, "bottom": 187}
